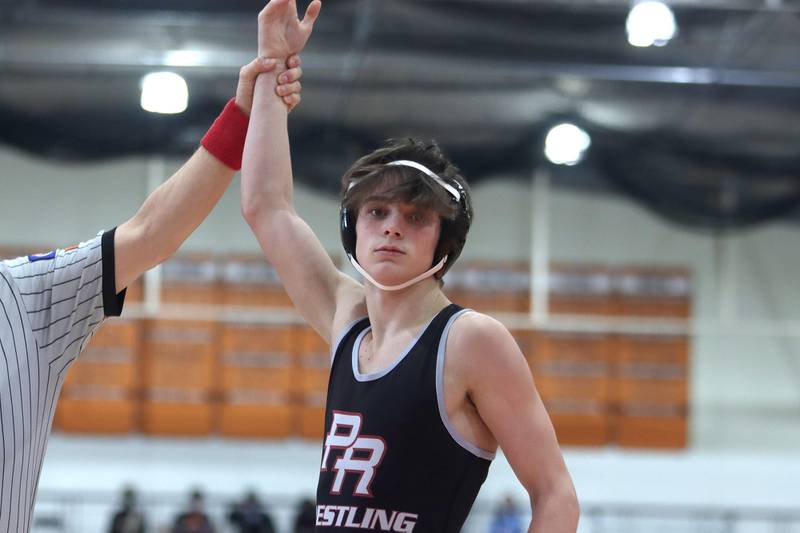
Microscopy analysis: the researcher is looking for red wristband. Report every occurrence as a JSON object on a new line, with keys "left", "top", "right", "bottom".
{"left": 201, "top": 98, "right": 249, "bottom": 171}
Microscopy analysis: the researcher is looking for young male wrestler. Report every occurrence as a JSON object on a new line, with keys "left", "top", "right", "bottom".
{"left": 241, "top": 1, "right": 579, "bottom": 530}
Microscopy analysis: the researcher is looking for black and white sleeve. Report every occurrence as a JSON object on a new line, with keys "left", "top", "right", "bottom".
{"left": 4, "top": 228, "right": 126, "bottom": 363}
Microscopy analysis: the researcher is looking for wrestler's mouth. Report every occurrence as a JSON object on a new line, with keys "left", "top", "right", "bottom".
{"left": 375, "top": 246, "right": 405, "bottom": 255}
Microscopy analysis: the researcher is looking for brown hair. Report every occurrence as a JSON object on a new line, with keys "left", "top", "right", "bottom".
{"left": 340, "top": 138, "right": 473, "bottom": 278}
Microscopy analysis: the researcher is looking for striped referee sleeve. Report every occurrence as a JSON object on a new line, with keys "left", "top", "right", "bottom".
{"left": 0, "top": 228, "right": 125, "bottom": 533}
{"left": 10, "top": 229, "right": 125, "bottom": 360}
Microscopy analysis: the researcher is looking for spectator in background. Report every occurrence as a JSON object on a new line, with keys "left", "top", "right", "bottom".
{"left": 172, "top": 490, "right": 215, "bottom": 533}
{"left": 227, "top": 491, "right": 276, "bottom": 533}
{"left": 292, "top": 498, "right": 316, "bottom": 533}
{"left": 108, "top": 486, "right": 146, "bottom": 533}
{"left": 488, "top": 495, "right": 523, "bottom": 533}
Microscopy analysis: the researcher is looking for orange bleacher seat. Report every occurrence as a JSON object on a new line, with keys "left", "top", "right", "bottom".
{"left": 219, "top": 391, "right": 294, "bottom": 438}
{"left": 142, "top": 320, "right": 218, "bottom": 390}
{"left": 220, "top": 324, "right": 296, "bottom": 390}
{"left": 612, "top": 335, "right": 688, "bottom": 405}
{"left": 57, "top": 388, "right": 136, "bottom": 434}
{"left": 509, "top": 329, "right": 536, "bottom": 362}
{"left": 218, "top": 324, "right": 297, "bottom": 438}
{"left": 549, "top": 263, "right": 613, "bottom": 316}
{"left": 221, "top": 323, "right": 294, "bottom": 354}
{"left": 88, "top": 318, "right": 139, "bottom": 348}
{"left": 161, "top": 255, "right": 222, "bottom": 305}
{"left": 533, "top": 332, "right": 611, "bottom": 363}
{"left": 141, "top": 320, "right": 218, "bottom": 436}
{"left": 616, "top": 378, "right": 687, "bottom": 405}
{"left": 64, "top": 319, "right": 140, "bottom": 390}
{"left": 124, "top": 279, "right": 144, "bottom": 303}
{"left": 444, "top": 260, "right": 530, "bottom": 313}
{"left": 614, "top": 405, "right": 688, "bottom": 449}
{"left": 296, "top": 328, "right": 329, "bottom": 391}
{"left": 611, "top": 334, "right": 689, "bottom": 448}
{"left": 221, "top": 256, "right": 294, "bottom": 307}
{"left": 611, "top": 266, "right": 691, "bottom": 318}
{"left": 298, "top": 390, "right": 327, "bottom": 440}
{"left": 538, "top": 377, "right": 611, "bottom": 446}
{"left": 58, "top": 320, "right": 140, "bottom": 434}
{"left": 549, "top": 412, "right": 610, "bottom": 447}
{"left": 530, "top": 332, "right": 612, "bottom": 446}
{"left": 537, "top": 375, "right": 609, "bottom": 401}
{"left": 616, "top": 334, "right": 689, "bottom": 364}
{"left": 224, "top": 285, "right": 294, "bottom": 308}
{"left": 296, "top": 328, "right": 330, "bottom": 439}
{"left": 141, "top": 389, "right": 215, "bottom": 436}
{"left": 63, "top": 360, "right": 136, "bottom": 390}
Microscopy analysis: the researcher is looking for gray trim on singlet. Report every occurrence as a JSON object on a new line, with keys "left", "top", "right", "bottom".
{"left": 330, "top": 316, "right": 368, "bottom": 365}
{"left": 435, "top": 309, "right": 496, "bottom": 461}
{"left": 351, "top": 311, "right": 441, "bottom": 382}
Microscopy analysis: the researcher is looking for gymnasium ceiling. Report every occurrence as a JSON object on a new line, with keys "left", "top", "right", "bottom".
{"left": 1, "top": 0, "right": 800, "bottom": 230}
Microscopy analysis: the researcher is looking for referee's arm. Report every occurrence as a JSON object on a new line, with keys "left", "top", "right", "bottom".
{"left": 114, "top": 147, "right": 235, "bottom": 293}
{"left": 113, "top": 56, "right": 303, "bottom": 293}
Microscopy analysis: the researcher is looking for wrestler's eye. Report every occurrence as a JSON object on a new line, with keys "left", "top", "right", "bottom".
{"left": 408, "top": 212, "right": 426, "bottom": 224}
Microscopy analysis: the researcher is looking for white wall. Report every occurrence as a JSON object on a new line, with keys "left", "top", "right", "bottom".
{"left": 0, "top": 149, "right": 340, "bottom": 255}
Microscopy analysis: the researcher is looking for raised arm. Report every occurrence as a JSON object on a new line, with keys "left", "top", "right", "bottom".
{"left": 452, "top": 314, "right": 580, "bottom": 532}
{"left": 113, "top": 55, "right": 304, "bottom": 294}
{"left": 241, "top": 0, "right": 363, "bottom": 342}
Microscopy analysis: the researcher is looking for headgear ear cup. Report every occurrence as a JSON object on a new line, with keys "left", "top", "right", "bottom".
{"left": 434, "top": 178, "right": 471, "bottom": 278}
{"left": 340, "top": 206, "right": 357, "bottom": 261}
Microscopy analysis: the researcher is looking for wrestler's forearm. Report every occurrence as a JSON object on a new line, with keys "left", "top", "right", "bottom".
{"left": 241, "top": 70, "right": 294, "bottom": 224}
{"left": 528, "top": 489, "right": 580, "bottom": 533}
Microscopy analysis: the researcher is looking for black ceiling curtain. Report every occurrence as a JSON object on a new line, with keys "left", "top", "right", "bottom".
{"left": 591, "top": 130, "right": 800, "bottom": 231}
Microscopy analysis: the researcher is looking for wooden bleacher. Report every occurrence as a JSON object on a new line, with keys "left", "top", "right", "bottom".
{"left": 56, "top": 319, "right": 140, "bottom": 434}
{"left": 220, "top": 256, "right": 293, "bottom": 308}
{"left": 549, "top": 263, "right": 613, "bottom": 316}
{"left": 444, "top": 260, "right": 530, "bottom": 313}
{"left": 219, "top": 323, "right": 296, "bottom": 438}
{"left": 50, "top": 253, "right": 692, "bottom": 449}
{"left": 529, "top": 332, "right": 613, "bottom": 446}
{"left": 140, "top": 319, "right": 217, "bottom": 435}
{"left": 611, "top": 334, "right": 689, "bottom": 448}
{"left": 296, "top": 327, "right": 330, "bottom": 439}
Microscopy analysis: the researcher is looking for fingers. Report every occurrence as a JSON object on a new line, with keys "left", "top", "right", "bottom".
{"left": 284, "top": 93, "right": 301, "bottom": 112}
{"left": 286, "top": 54, "right": 302, "bottom": 69}
{"left": 258, "top": 0, "right": 289, "bottom": 23}
{"left": 276, "top": 81, "right": 301, "bottom": 97}
{"left": 278, "top": 66, "right": 303, "bottom": 85}
{"left": 255, "top": 57, "right": 277, "bottom": 74}
{"left": 240, "top": 57, "right": 276, "bottom": 82}
{"left": 301, "top": 0, "right": 322, "bottom": 30}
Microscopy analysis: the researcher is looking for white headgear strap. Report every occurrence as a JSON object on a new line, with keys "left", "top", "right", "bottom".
{"left": 347, "top": 159, "right": 461, "bottom": 202}
{"left": 349, "top": 253, "right": 448, "bottom": 291}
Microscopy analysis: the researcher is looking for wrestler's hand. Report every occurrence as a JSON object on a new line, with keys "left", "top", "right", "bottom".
{"left": 235, "top": 54, "right": 304, "bottom": 113}
{"left": 257, "top": 0, "right": 321, "bottom": 60}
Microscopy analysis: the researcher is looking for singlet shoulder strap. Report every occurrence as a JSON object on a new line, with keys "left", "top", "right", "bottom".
{"left": 330, "top": 316, "right": 370, "bottom": 365}
{"left": 435, "top": 307, "right": 496, "bottom": 460}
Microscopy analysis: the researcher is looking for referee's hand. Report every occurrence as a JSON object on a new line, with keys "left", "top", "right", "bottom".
{"left": 235, "top": 54, "right": 303, "bottom": 115}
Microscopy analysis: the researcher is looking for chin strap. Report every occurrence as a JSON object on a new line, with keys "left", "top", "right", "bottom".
{"left": 348, "top": 254, "right": 448, "bottom": 291}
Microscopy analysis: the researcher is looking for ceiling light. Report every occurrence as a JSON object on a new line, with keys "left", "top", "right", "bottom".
{"left": 545, "top": 123, "right": 591, "bottom": 166}
{"left": 626, "top": 1, "right": 677, "bottom": 48}
{"left": 164, "top": 50, "right": 206, "bottom": 68}
{"left": 140, "top": 72, "right": 189, "bottom": 114}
